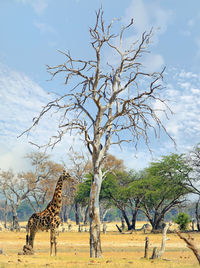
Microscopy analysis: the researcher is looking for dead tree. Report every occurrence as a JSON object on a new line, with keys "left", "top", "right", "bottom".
{"left": 144, "top": 237, "right": 149, "bottom": 258}
{"left": 157, "top": 223, "right": 171, "bottom": 258}
{"left": 177, "top": 232, "right": 200, "bottom": 265}
{"left": 19, "top": 8, "right": 174, "bottom": 258}
{"left": 150, "top": 223, "right": 171, "bottom": 259}
{"left": 151, "top": 247, "right": 158, "bottom": 259}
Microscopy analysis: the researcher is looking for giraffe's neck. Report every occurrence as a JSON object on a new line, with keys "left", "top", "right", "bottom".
{"left": 46, "top": 176, "right": 64, "bottom": 215}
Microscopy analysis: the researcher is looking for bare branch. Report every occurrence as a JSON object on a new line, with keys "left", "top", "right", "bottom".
{"left": 177, "top": 232, "right": 200, "bottom": 265}
{"left": 19, "top": 7, "right": 174, "bottom": 176}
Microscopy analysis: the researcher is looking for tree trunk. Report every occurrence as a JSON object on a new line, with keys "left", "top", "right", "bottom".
{"left": 131, "top": 209, "right": 138, "bottom": 230}
{"left": 121, "top": 216, "right": 125, "bottom": 230}
{"left": 89, "top": 170, "right": 102, "bottom": 258}
{"left": 61, "top": 206, "right": 65, "bottom": 224}
{"left": 144, "top": 237, "right": 149, "bottom": 258}
{"left": 4, "top": 199, "right": 8, "bottom": 229}
{"left": 75, "top": 202, "right": 80, "bottom": 225}
{"left": 157, "top": 223, "right": 171, "bottom": 258}
{"left": 13, "top": 215, "right": 20, "bottom": 231}
{"left": 101, "top": 208, "right": 111, "bottom": 222}
{"left": 12, "top": 206, "right": 20, "bottom": 231}
{"left": 151, "top": 213, "right": 164, "bottom": 231}
{"left": 61, "top": 205, "right": 69, "bottom": 223}
{"left": 121, "top": 209, "right": 132, "bottom": 230}
{"left": 195, "top": 201, "right": 200, "bottom": 231}
{"left": 64, "top": 205, "right": 69, "bottom": 223}
{"left": 84, "top": 204, "right": 89, "bottom": 225}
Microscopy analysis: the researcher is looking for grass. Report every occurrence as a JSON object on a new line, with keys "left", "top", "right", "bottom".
{"left": 0, "top": 221, "right": 199, "bottom": 267}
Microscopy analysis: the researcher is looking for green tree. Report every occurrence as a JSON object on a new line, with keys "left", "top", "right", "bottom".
{"left": 76, "top": 170, "right": 143, "bottom": 230}
{"left": 139, "top": 154, "right": 192, "bottom": 231}
{"left": 173, "top": 212, "right": 191, "bottom": 231}
{"left": 101, "top": 170, "right": 145, "bottom": 230}
{"left": 186, "top": 143, "right": 200, "bottom": 231}
{"left": 75, "top": 154, "right": 126, "bottom": 224}
{"left": 75, "top": 175, "right": 91, "bottom": 207}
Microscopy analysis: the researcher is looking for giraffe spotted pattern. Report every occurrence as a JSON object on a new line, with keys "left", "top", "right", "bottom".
{"left": 26, "top": 170, "right": 73, "bottom": 256}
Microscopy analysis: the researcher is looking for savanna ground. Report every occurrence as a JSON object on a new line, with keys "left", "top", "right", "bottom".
{"left": 0, "top": 221, "right": 199, "bottom": 267}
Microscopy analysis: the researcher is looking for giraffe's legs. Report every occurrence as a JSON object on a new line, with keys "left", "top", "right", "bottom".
{"left": 54, "top": 230, "right": 58, "bottom": 256}
{"left": 29, "top": 229, "right": 36, "bottom": 248}
{"left": 50, "top": 229, "right": 58, "bottom": 256}
{"left": 50, "top": 229, "right": 54, "bottom": 256}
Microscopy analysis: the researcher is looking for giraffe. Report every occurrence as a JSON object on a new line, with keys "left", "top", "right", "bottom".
{"left": 25, "top": 170, "right": 73, "bottom": 256}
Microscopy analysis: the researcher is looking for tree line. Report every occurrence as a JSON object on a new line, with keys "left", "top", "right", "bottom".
{"left": 0, "top": 143, "right": 200, "bottom": 232}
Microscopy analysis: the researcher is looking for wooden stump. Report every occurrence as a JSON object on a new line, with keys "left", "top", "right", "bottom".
{"left": 151, "top": 247, "right": 158, "bottom": 259}
{"left": 144, "top": 237, "right": 149, "bottom": 258}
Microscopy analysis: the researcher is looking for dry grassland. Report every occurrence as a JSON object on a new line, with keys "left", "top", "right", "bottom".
{"left": 0, "top": 221, "right": 199, "bottom": 267}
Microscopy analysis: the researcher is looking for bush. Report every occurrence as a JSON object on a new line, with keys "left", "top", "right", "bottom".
{"left": 173, "top": 212, "right": 191, "bottom": 231}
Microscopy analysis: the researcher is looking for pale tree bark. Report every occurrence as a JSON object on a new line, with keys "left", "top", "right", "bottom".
{"left": 157, "top": 223, "right": 171, "bottom": 258}
{"left": 19, "top": 8, "right": 174, "bottom": 257}
{"left": 100, "top": 205, "right": 112, "bottom": 222}
{"left": 150, "top": 223, "right": 171, "bottom": 259}
{"left": 89, "top": 169, "right": 103, "bottom": 257}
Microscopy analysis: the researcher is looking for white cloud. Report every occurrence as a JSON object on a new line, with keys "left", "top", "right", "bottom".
{"left": 31, "top": 0, "right": 48, "bottom": 15}
{"left": 179, "top": 70, "right": 198, "bottom": 79}
{"left": 142, "top": 53, "right": 164, "bottom": 72}
{"left": 0, "top": 63, "right": 81, "bottom": 172}
{"left": 191, "top": 88, "right": 200, "bottom": 94}
{"left": 188, "top": 19, "right": 195, "bottom": 27}
{"left": 181, "top": 30, "right": 191, "bottom": 37}
{"left": 123, "top": 0, "right": 172, "bottom": 35}
{"left": 103, "top": 0, "right": 171, "bottom": 73}
{"left": 0, "top": 62, "right": 199, "bottom": 172}
{"left": 16, "top": 0, "right": 48, "bottom": 15}
{"left": 34, "top": 21, "right": 56, "bottom": 34}
{"left": 120, "top": 0, "right": 172, "bottom": 72}
{"left": 0, "top": 143, "right": 31, "bottom": 172}
{"left": 163, "top": 69, "right": 200, "bottom": 152}
{"left": 109, "top": 146, "right": 153, "bottom": 171}
{"left": 178, "top": 82, "right": 191, "bottom": 90}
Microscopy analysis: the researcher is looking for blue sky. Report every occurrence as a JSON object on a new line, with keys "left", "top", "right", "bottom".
{"left": 0, "top": 0, "right": 200, "bottom": 172}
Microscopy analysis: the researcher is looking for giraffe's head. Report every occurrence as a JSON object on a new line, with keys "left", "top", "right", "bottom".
{"left": 61, "top": 170, "right": 71, "bottom": 181}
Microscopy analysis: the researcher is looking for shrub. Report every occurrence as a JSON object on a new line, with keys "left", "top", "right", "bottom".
{"left": 173, "top": 212, "right": 191, "bottom": 231}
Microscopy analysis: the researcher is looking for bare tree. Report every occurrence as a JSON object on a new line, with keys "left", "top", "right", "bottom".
{"left": 19, "top": 8, "right": 173, "bottom": 257}
{"left": 0, "top": 170, "right": 30, "bottom": 230}
{"left": 64, "top": 150, "right": 91, "bottom": 224}
{"left": 185, "top": 143, "right": 200, "bottom": 196}
{"left": 23, "top": 152, "right": 64, "bottom": 211}
{"left": 150, "top": 223, "right": 171, "bottom": 259}
{"left": 0, "top": 152, "right": 64, "bottom": 230}
{"left": 67, "top": 150, "right": 91, "bottom": 183}
{"left": 0, "top": 199, "right": 10, "bottom": 228}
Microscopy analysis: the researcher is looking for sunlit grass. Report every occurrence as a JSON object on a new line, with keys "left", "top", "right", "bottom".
{"left": 0, "top": 221, "right": 199, "bottom": 267}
